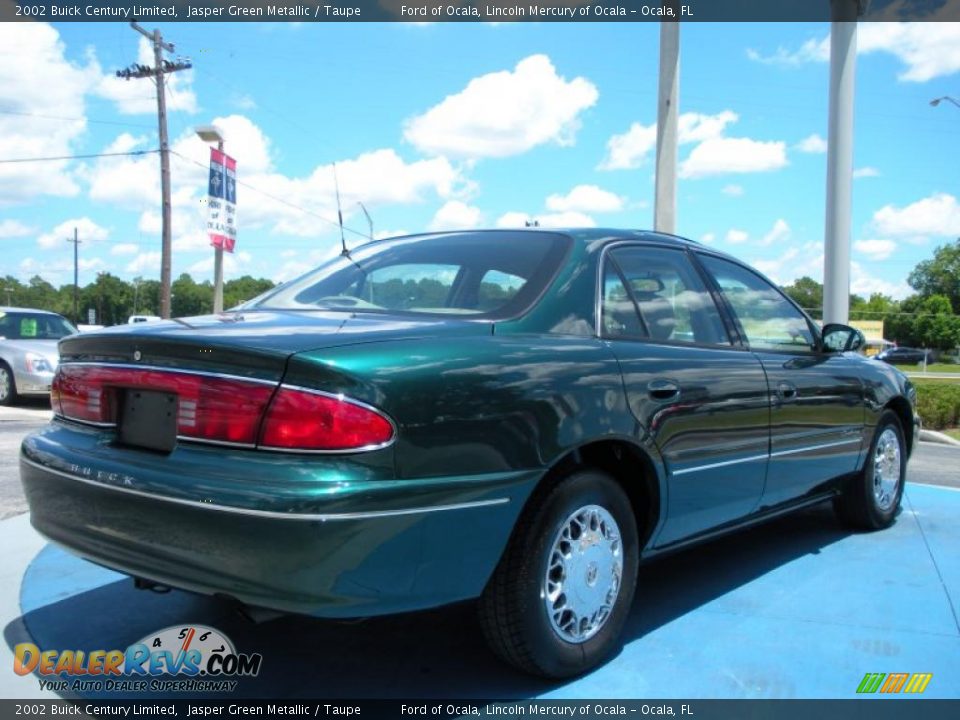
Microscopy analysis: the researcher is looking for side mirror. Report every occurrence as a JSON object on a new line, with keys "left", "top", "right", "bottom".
{"left": 821, "top": 323, "right": 866, "bottom": 353}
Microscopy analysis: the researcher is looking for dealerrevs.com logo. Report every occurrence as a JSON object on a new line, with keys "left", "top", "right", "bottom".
{"left": 14, "top": 625, "right": 263, "bottom": 693}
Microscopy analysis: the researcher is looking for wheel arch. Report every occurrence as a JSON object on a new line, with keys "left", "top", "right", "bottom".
{"left": 533, "top": 438, "right": 663, "bottom": 552}
{"left": 884, "top": 396, "right": 915, "bottom": 456}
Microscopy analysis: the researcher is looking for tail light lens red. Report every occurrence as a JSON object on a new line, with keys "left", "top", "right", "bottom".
{"left": 259, "top": 387, "right": 395, "bottom": 451}
{"left": 52, "top": 364, "right": 395, "bottom": 452}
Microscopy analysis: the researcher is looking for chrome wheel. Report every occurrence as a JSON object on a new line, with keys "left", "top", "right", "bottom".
{"left": 543, "top": 504, "right": 623, "bottom": 644}
{"left": 0, "top": 366, "right": 10, "bottom": 403}
{"left": 873, "top": 427, "right": 902, "bottom": 511}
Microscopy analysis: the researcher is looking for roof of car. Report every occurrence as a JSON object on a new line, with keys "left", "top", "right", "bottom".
{"left": 0, "top": 306, "right": 64, "bottom": 315}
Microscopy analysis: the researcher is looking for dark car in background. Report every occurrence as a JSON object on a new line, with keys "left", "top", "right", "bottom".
{"left": 876, "top": 346, "right": 931, "bottom": 365}
{"left": 20, "top": 229, "right": 918, "bottom": 677}
{"left": 0, "top": 307, "right": 76, "bottom": 405}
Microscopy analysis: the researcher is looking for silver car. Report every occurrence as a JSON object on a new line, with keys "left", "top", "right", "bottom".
{"left": 0, "top": 308, "right": 77, "bottom": 405}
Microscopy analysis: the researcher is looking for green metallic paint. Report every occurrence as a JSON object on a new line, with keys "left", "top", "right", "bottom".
{"left": 20, "top": 228, "right": 919, "bottom": 620}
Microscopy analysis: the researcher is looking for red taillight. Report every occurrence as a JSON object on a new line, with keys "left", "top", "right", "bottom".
{"left": 54, "top": 365, "right": 395, "bottom": 452}
{"left": 54, "top": 365, "right": 275, "bottom": 445}
{"left": 259, "top": 387, "right": 394, "bottom": 451}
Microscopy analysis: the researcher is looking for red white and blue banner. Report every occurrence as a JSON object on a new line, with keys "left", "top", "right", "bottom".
{"left": 207, "top": 148, "right": 237, "bottom": 253}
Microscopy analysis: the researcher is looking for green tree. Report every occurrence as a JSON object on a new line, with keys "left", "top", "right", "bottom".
{"left": 171, "top": 274, "right": 212, "bottom": 317}
{"left": 907, "top": 239, "right": 960, "bottom": 313}
{"left": 80, "top": 273, "right": 133, "bottom": 326}
{"left": 781, "top": 276, "right": 823, "bottom": 317}
{"left": 224, "top": 276, "right": 275, "bottom": 309}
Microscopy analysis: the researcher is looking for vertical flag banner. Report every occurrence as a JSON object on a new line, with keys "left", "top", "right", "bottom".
{"left": 207, "top": 148, "right": 238, "bottom": 253}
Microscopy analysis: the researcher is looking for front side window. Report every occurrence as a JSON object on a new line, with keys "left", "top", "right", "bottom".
{"left": 603, "top": 246, "right": 731, "bottom": 346}
{"left": 698, "top": 254, "right": 816, "bottom": 353}
{"left": 254, "top": 232, "right": 570, "bottom": 318}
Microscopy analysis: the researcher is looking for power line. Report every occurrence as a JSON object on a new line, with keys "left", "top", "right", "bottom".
{"left": 169, "top": 150, "right": 370, "bottom": 240}
{"left": 0, "top": 108, "right": 155, "bottom": 129}
{"left": 0, "top": 149, "right": 158, "bottom": 164}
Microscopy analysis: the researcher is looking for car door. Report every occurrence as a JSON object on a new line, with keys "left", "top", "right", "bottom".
{"left": 696, "top": 253, "right": 865, "bottom": 509}
{"left": 600, "top": 244, "right": 771, "bottom": 546}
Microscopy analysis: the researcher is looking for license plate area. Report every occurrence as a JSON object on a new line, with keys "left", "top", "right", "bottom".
{"left": 118, "top": 389, "right": 178, "bottom": 453}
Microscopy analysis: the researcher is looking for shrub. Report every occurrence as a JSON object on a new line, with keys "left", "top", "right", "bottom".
{"left": 913, "top": 380, "right": 960, "bottom": 430}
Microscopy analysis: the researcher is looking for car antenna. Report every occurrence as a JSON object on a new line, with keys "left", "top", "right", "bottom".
{"left": 333, "top": 162, "right": 349, "bottom": 256}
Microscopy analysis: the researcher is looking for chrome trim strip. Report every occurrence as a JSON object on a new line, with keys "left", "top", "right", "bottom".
{"left": 21, "top": 457, "right": 510, "bottom": 521}
{"left": 770, "top": 437, "right": 862, "bottom": 458}
{"left": 671, "top": 453, "right": 768, "bottom": 476}
{"left": 670, "top": 438, "right": 862, "bottom": 477}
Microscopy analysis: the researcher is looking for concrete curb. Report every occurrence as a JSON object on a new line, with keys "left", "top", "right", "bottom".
{"left": 919, "top": 428, "right": 960, "bottom": 447}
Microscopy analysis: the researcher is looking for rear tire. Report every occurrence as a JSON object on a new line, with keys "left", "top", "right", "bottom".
{"left": 834, "top": 410, "right": 906, "bottom": 530}
{"left": 479, "top": 469, "right": 639, "bottom": 678}
{"left": 0, "top": 361, "right": 17, "bottom": 406}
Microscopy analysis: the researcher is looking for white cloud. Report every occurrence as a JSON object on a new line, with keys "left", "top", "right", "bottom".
{"left": 850, "top": 261, "right": 911, "bottom": 299}
{"left": 546, "top": 185, "right": 624, "bottom": 213}
{"left": 405, "top": 54, "right": 598, "bottom": 159}
{"left": 681, "top": 137, "right": 788, "bottom": 178}
{"left": 700, "top": 232, "right": 716, "bottom": 245}
{"left": 854, "top": 238, "right": 897, "bottom": 261}
{"left": 678, "top": 110, "right": 739, "bottom": 144}
{"left": 599, "top": 110, "right": 738, "bottom": 171}
{"left": 0, "top": 23, "right": 98, "bottom": 204}
{"left": 0, "top": 220, "right": 34, "bottom": 238}
{"left": 872, "top": 193, "right": 960, "bottom": 238}
{"left": 495, "top": 211, "right": 596, "bottom": 228}
{"left": 428, "top": 201, "right": 483, "bottom": 231}
{"left": 187, "top": 251, "right": 252, "bottom": 279}
{"left": 125, "top": 252, "right": 161, "bottom": 274}
{"left": 37, "top": 218, "right": 109, "bottom": 250}
{"left": 760, "top": 219, "right": 790, "bottom": 247}
{"left": 796, "top": 134, "right": 828, "bottom": 154}
{"left": 722, "top": 184, "right": 744, "bottom": 197}
{"left": 110, "top": 243, "right": 140, "bottom": 256}
{"left": 95, "top": 37, "right": 197, "bottom": 114}
{"left": 725, "top": 229, "right": 749, "bottom": 245}
{"left": 748, "top": 23, "right": 960, "bottom": 83}
{"left": 598, "top": 122, "right": 657, "bottom": 170}
{"left": 746, "top": 37, "right": 830, "bottom": 66}
{"left": 853, "top": 166, "right": 881, "bottom": 179}
{"left": 85, "top": 113, "right": 465, "bottom": 243}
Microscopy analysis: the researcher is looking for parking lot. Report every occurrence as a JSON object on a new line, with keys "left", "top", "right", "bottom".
{"left": 1, "top": 401, "right": 958, "bottom": 699}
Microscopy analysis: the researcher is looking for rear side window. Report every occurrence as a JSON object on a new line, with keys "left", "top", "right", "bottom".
{"left": 602, "top": 246, "right": 731, "bottom": 346}
{"left": 698, "top": 254, "right": 816, "bottom": 353}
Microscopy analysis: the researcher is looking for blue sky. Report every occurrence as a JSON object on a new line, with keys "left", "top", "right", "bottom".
{"left": 1, "top": 20, "right": 959, "bottom": 299}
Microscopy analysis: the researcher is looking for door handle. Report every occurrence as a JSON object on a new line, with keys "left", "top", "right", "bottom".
{"left": 777, "top": 381, "right": 798, "bottom": 401}
{"left": 648, "top": 379, "right": 680, "bottom": 401}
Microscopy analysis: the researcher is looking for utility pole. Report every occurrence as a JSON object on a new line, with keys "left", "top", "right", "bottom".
{"left": 116, "top": 23, "right": 191, "bottom": 319}
{"left": 66, "top": 227, "right": 81, "bottom": 324}
{"left": 654, "top": 9, "right": 680, "bottom": 234}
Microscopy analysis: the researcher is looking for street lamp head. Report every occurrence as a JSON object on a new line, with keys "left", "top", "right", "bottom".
{"left": 930, "top": 98, "right": 942, "bottom": 106}
{"left": 195, "top": 125, "right": 225, "bottom": 145}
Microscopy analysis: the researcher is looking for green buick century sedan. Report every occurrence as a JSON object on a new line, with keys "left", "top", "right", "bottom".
{"left": 21, "top": 229, "right": 918, "bottom": 677}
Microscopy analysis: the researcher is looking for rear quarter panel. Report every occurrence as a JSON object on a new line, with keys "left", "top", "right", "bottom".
{"left": 286, "top": 335, "right": 636, "bottom": 479}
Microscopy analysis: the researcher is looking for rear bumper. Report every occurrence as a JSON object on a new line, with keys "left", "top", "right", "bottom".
{"left": 20, "top": 422, "right": 537, "bottom": 617}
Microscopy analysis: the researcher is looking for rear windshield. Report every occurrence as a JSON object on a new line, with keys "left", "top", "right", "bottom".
{"left": 251, "top": 231, "right": 571, "bottom": 318}
{"left": 0, "top": 311, "right": 77, "bottom": 340}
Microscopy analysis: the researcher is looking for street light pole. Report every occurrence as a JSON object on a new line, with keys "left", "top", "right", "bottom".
{"left": 930, "top": 96, "right": 960, "bottom": 110}
{"left": 196, "top": 125, "right": 226, "bottom": 314}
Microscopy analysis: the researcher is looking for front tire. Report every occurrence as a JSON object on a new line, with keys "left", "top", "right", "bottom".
{"left": 835, "top": 410, "right": 906, "bottom": 530}
{"left": 479, "top": 469, "right": 639, "bottom": 678}
{"left": 0, "top": 361, "right": 17, "bottom": 406}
